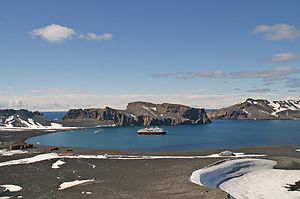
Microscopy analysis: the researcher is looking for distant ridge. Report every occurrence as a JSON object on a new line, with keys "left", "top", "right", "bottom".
{"left": 0, "top": 109, "right": 65, "bottom": 129}
{"left": 62, "top": 101, "right": 211, "bottom": 127}
{"left": 207, "top": 98, "right": 300, "bottom": 120}
{"left": 0, "top": 109, "right": 50, "bottom": 127}
{"left": 2, "top": 98, "right": 299, "bottom": 128}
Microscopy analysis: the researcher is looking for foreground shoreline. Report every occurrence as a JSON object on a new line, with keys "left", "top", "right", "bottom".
{"left": 0, "top": 129, "right": 299, "bottom": 198}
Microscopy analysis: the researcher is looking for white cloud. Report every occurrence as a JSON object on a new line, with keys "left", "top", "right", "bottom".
{"left": 269, "top": 53, "right": 299, "bottom": 62}
{"left": 229, "top": 66, "right": 298, "bottom": 80}
{"left": 245, "top": 88, "right": 272, "bottom": 93}
{"left": 253, "top": 23, "right": 300, "bottom": 41}
{"left": 286, "top": 78, "right": 300, "bottom": 88}
{"left": 180, "top": 71, "right": 226, "bottom": 79}
{"left": 0, "top": 93, "right": 245, "bottom": 110}
{"left": 30, "top": 88, "right": 85, "bottom": 95}
{"left": 30, "top": 24, "right": 76, "bottom": 43}
{"left": 30, "top": 24, "right": 113, "bottom": 43}
{"left": 78, "top": 32, "right": 113, "bottom": 41}
{"left": 0, "top": 102, "right": 8, "bottom": 108}
{"left": 0, "top": 89, "right": 285, "bottom": 111}
{"left": 151, "top": 66, "right": 298, "bottom": 81}
{"left": 8, "top": 100, "right": 24, "bottom": 109}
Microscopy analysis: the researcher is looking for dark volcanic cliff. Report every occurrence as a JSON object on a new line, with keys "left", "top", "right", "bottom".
{"left": 62, "top": 102, "right": 211, "bottom": 127}
{"left": 207, "top": 98, "right": 300, "bottom": 120}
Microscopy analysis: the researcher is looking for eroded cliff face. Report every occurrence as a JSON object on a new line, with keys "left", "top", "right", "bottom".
{"left": 62, "top": 102, "right": 211, "bottom": 127}
{"left": 207, "top": 98, "right": 300, "bottom": 120}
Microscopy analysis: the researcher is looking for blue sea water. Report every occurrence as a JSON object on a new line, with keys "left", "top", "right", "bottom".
{"left": 42, "top": 112, "right": 67, "bottom": 121}
{"left": 26, "top": 120, "right": 300, "bottom": 152}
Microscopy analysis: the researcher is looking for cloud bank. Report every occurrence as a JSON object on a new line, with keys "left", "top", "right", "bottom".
{"left": 253, "top": 23, "right": 300, "bottom": 41}
{"left": 78, "top": 32, "right": 113, "bottom": 41}
{"left": 0, "top": 92, "right": 249, "bottom": 111}
{"left": 267, "top": 53, "right": 300, "bottom": 62}
{"left": 245, "top": 88, "right": 272, "bottom": 93}
{"left": 286, "top": 78, "right": 300, "bottom": 88}
{"left": 151, "top": 66, "right": 298, "bottom": 81}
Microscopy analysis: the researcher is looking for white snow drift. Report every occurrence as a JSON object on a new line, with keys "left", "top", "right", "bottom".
{"left": 190, "top": 158, "right": 300, "bottom": 199}
{"left": 0, "top": 184, "right": 22, "bottom": 192}
{"left": 220, "top": 169, "right": 300, "bottom": 199}
{"left": 58, "top": 179, "right": 95, "bottom": 190}
{"left": 0, "top": 149, "right": 28, "bottom": 156}
{"left": 0, "top": 152, "right": 266, "bottom": 167}
{"left": 51, "top": 160, "right": 66, "bottom": 169}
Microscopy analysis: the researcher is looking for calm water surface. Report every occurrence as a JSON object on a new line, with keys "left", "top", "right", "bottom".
{"left": 42, "top": 112, "right": 67, "bottom": 121}
{"left": 26, "top": 120, "right": 300, "bottom": 152}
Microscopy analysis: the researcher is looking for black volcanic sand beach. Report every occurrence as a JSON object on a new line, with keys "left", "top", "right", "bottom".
{"left": 0, "top": 130, "right": 299, "bottom": 199}
{"left": 0, "top": 130, "right": 50, "bottom": 147}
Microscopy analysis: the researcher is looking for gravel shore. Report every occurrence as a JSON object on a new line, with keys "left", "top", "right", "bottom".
{"left": 0, "top": 130, "right": 299, "bottom": 199}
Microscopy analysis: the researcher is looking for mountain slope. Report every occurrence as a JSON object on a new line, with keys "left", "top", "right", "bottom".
{"left": 62, "top": 101, "right": 210, "bottom": 127}
{"left": 0, "top": 109, "right": 63, "bottom": 129}
{"left": 207, "top": 98, "right": 300, "bottom": 120}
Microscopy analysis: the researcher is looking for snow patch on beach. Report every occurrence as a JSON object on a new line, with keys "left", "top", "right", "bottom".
{"left": 82, "top": 191, "right": 92, "bottom": 195}
{"left": 0, "top": 153, "right": 59, "bottom": 167}
{"left": 50, "top": 123, "right": 63, "bottom": 128}
{"left": 220, "top": 169, "right": 300, "bottom": 199}
{"left": 190, "top": 158, "right": 275, "bottom": 187}
{"left": 190, "top": 158, "right": 300, "bottom": 199}
{"left": 0, "top": 152, "right": 266, "bottom": 167}
{"left": 58, "top": 179, "right": 95, "bottom": 190}
{"left": 0, "top": 184, "right": 22, "bottom": 192}
{"left": 51, "top": 159, "right": 65, "bottom": 169}
{"left": 87, "top": 162, "right": 96, "bottom": 168}
{"left": 0, "top": 149, "right": 28, "bottom": 156}
{"left": 205, "top": 152, "right": 265, "bottom": 158}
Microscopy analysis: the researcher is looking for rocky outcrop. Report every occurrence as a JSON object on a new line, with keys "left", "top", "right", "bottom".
{"left": 0, "top": 109, "right": 51, "bottom": 127}
{"left": 62, "top": 107, "right": 137, "bottom": 127}
{"left": 63, "top": 102, "right": 211, "bottom": 127}
{"left": 126, "top": 102, "right": 210, "bottom": 125}
{"left": 207, "top": 98, "right": 300, "bottom": 120}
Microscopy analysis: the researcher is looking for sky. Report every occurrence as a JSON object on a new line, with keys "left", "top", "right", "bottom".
{"left": 0, "top": 0, "right": 300, "bottom": 111}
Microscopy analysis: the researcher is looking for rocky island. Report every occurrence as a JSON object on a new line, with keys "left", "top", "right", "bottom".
{"left": 208, "top": 98, "right": 300, "bottom": 120}
{"left": 62, "top": 101, "right": 211, "bottom": 127}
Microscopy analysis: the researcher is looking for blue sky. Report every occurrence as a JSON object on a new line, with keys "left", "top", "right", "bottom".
{"left": 1, "top": 0, "right": 300, "bottom": 110}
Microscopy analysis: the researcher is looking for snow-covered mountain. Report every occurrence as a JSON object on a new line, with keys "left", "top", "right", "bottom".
{"left": 0, "top": 109, "right": 64, "bottom": 130}
{"left": 207, "top": 98, "right": 300, "bottom": 120}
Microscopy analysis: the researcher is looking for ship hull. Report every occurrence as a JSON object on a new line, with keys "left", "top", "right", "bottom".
{"left": 137, "top": 131, "right": 167, "bottom": 135}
